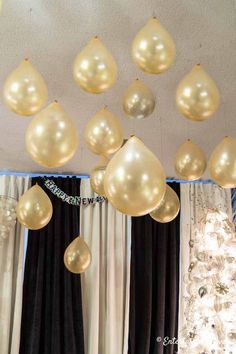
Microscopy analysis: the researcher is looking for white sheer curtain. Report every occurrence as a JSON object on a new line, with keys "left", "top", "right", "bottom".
{"left": 80, "top": 179, "right": 131, "bottom": 354}
{"left": 0, "top": 175, "right": 30, "bottom": 354}
{"left": 179, "top": 183, "right": 234, "bottom": 353}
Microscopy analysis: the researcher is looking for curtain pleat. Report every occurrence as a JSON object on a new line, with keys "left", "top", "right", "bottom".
{"left": 178, "top": 183, "right": 233, "bottom": 352}
{"left": 0, "top": 175, "right": 30, "bottom": 354}
{"left": 80, "top": 179, "right": 131, "bottom": 354}
{"left": 128, "top": 182, "right": 180, "bottom": 354}
{"left": 232, "top": 188, "right": 236, "bottom": 227}
{"left": 19, "top": 177, "right": 84, "bottom": 354}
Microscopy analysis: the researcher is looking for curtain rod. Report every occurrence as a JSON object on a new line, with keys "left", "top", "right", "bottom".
{"left": 0, "top": 171, "right": 214, "bottom": 184}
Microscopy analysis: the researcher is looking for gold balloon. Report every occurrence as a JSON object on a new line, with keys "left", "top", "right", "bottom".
{"left": 16, "top": 185, "right": 53, "bottom": 230}
{"left": 209, "top": 136, "right": 236, "bottom": 188}
{"left": 104, "top": 136, "right": 166, "bottom": 216}
{"left": 64, "top": 236, "right": 92, "bottom": 274}
{"left": 85, "top": 107, "right": 123, "bottom": 155}
{"left": 150, "top": 185, "right": 180, "bottom": 223}
{"left": 26, "top": 101, "right": 79, "bottom": 168}
{"left": 3, "top": 59, "right": 48, "bottom": 116}
{"left": 123, "top": 79, "right": 155, "bottom": 119}
{"left": 73, "top": 36, "right": 117, "bottom": 94}
{"left": 174, "top": 139, "right": 207, "bottom": 181}
{"left": 176, "top": 64, "right": 220, "bottom": 121}
{"left": 132, "top": 17, "right": 176, "bottom": 74}
{"left": 90, "top": 156, "right": 109, "bottom": 196}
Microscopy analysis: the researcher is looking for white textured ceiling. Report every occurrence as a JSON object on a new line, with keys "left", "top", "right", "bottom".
{"left": 0, "top": 0, "right": 235, "bottom": 177}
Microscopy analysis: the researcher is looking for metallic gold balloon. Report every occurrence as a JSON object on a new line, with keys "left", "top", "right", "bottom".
{"left": 150, "top": 185, "right": 180, "bottom": 223}
{"left": 90, "top": 156, "right": 109, "bottom": 196}
{"left": 3, "top": 59, "right": 48, "bottom": 116}
{"left": 209, "top": 136, "right": 236, "bottom": 188}
{"left": 176, "top": 64, "right": 220, "bottom": 121}
{"left": 132, "top": 17, "right": 176, "bottom": 74}
{"left": 73, "top": 36, "right": 117, "bottom": 94}
{"left": 16, "top": 185, "right": 53, "bottom": 230}
{"left": 174, "top": 139, "right": 207, "bottom": 181}
{"left": 85, "top": 107, "right": 123, "bottom": 155}
{"left": 64, "top": 236, "right": 92, "bottom": 274}
{"left": 123, "top": 79, "right": 155, "bottom": 119}
{"left": 26, "top": 101, "right": 79, "bottom": 168}
{"left": 104, "top": 136, "right": 166, "bottom": 216}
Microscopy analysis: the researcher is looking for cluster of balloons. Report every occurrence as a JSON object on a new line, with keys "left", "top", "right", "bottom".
{"left": 2, "top": 16, "right": 236, "bottom": 273}
{"left": 174, "top": 137, "right": 236, "bottom": 188}
{"left": 3, "top": 59, "right": 79, "bottom": 168}
{"left": 16, "top": 183, "right": 91, "bottom": 274}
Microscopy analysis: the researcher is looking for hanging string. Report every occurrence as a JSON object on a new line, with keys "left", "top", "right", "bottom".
{"left": 159, "top": 115, "right": 164, "bottom": 163}
{"left": 131, "top": 118, "right": 136, "bottom": 136}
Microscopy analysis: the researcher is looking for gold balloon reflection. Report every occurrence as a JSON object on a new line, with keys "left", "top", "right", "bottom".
{"left": 174, "top": 139, "right": 207, "bottom": 181}
{"left": 104, "top": 136, "right": 166, "bottom": 216}
{"left": 176, "top": 64, "right": 220, "bottom": 121}
{"left": 3, "top": 59, "right": 48, "bottom": 116}
{"left": 16, "top": 185, "right": 53, "bottom": 230}
{"left": 73, "top": 36, "right": 117, "bottom": 94}
{"left": 85, "top": 107, "right": 123, "bottom": 155}
{"left": 123, "top": 79, "right": 155, "bottom": 119}
{"left": 150, "top": 185, "right": 180, "bottom": 223}
{"left": 64, "top": 236, "right": 92, "bottom": 274}
{"left": 209, "top": 136, "right": 236, "bottom": 188}
{"left": 26, "top": 101, "right": 79, "bottom": 168}
{"left": 132, "top": 17, "right": 176, "bottom": 74}
{"left": 90, "top": 156, "right": 109, "bottom": 197}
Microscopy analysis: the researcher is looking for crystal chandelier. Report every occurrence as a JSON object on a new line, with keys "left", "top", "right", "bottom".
{"left": 0, "top": 196, "right": 17, "bottom": 240}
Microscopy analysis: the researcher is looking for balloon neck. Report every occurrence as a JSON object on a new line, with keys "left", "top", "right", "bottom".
{"left": 24, "top": 58, "right": 29, "bottom": 62}
{"left": 92, "top": 36, "right": 100, "bottom": 43}
{"left": 54, "top": 99, "right": 59, "bottom": 103}
{"left": 98, "top": 155, "right": 109, "bottom": 166}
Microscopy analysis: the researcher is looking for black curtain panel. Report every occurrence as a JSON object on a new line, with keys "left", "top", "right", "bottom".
{"left": 20, "top": 177, "right": 84, "bottom": 354}
{"left": 128, "top": 182, "right": 180, "bottom": 354}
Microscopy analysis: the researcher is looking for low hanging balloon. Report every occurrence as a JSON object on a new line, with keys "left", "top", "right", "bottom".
{"left": 64, "top": 236, "right": 92, "bottom": 274}
{"left": 90, "top": 156, "right": 109, "bottom": 197}
{"left": 26, "top": 101, "right": 79, "bottom": 168}
{"left": 132, "top": 17, "right": 176, "bottom": 74}
{"left": 176, "top": 64, "right": 220, "bottom": 121}
{"left": 123, "top": 79, "right": 155, "bottom": 119}
{"left": 3, "top": 59, "right": 48, "bottom": 116}
{"left": 150, "top": 185, "right": 180, "bottom": 223}
{"left": 208, "top": 136, "right": 236, "bottom": 188}
{"left": 104, "top": 136, "right": 166, "bottom": 216}
{"left": 85, "top": 107, "right": 123, "bottom": 155}
{"left": 16, "top": 185, "right": 53, "bottom": 230}
{"left": 174, "top": 139, "right": 207, "bottom": 181}
{"left": 73, "top": 36, "right": 117, "bottom": 94}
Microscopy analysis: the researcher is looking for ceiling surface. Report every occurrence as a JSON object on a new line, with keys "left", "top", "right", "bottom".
{"left": 0, "top": 0, "right": 235, "bottom": 177}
